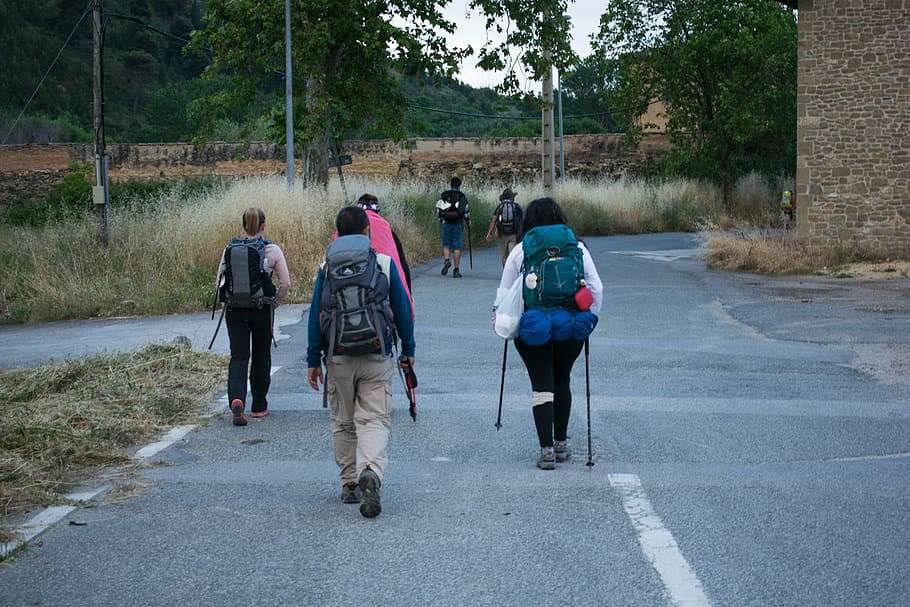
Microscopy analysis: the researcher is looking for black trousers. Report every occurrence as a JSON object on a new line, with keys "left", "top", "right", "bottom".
{"left": 226, "top": 306, "right": 272, "bottom": 413}
{"left": 515, "top": 338, "right": 585, "bottom": 447}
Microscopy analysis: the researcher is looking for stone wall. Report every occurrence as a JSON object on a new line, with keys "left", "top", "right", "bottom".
{"left": 796, "top": 0, "right": 910, "bottom": 254}
{"left": 0, "top": 134, "right": 669, "bottom": 206}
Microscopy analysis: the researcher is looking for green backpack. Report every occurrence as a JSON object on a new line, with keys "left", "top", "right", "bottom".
{"left": 521, "top": 225, "right": 585, "bottom": 310}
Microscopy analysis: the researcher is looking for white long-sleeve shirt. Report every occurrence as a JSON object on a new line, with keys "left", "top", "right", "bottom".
{"left": 497, "top": 240, "right": 604, "bottom": 316}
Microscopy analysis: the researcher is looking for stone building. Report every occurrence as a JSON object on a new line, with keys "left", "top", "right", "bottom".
{"left": 784, "top": 0, "right": 910, "bottom": 254}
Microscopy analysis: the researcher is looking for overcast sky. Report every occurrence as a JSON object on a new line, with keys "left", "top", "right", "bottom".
{"left": 441, "top": 1, "right": 606, "bottom": 91}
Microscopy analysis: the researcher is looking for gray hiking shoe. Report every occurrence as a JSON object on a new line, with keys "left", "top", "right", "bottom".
{"left": 537, "top": 447, "right": 556, "bottom": 470}
{"left": 452, "top": 267, "right": 462, "bottom": 278}
{"left": 554, "top": 440, "right": 571, "bottom": 462}
{"left": 341, "top": 483, "right": 361, "bottom": 504}
{"left": 358, "top": 468, "right": 382, "bottom": 518}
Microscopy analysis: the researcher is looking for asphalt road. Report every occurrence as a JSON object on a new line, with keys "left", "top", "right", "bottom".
{"left": 2, "top": 233, "right": 909, "bottom": 606}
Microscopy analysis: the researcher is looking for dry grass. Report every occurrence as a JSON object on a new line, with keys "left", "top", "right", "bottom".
{"left": 0, "top": 341, "right": 226, "bottom": 521}
{"left": 0, "top": 172, "right": 782, "bottom": 322}
{"left": 703, "top": 231, "right": 881, "bottom": 275}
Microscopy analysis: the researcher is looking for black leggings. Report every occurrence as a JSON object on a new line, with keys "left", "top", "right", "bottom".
{"left": 226, "top": 306, "right": 273, "bottom": 413}
{"left": 514, "top": 338, "right": 585, "bottom": 448}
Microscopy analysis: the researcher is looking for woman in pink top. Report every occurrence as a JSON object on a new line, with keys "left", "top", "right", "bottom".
{"left": 216, "top": 207, "right": 291, "bottom": 425}
{"left": 332, "top": 194, "right": 413, "bottom": 307}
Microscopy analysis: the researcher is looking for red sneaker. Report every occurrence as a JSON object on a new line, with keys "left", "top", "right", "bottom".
{"left": 230, "top": 399, "right": 247, "bottom": 426}
{"left": 250, "top": 410, "right": 269, "bottom": 419}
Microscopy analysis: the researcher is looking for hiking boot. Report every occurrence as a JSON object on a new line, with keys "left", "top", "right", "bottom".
{"left": 358, "top": 468, "right": 382, "bottom": 518}
{"left": 554, "top": 440, "right": 571, "bottom": 462}
{"left": 537, "top": 447, "right": 556, "bottom": 470}
{"left": 441, "top": 259, "right": 452, "bottom": 275}
{"left": 341, "top": 483, "right": 361, "bottom": 504}
{"left": 230, "top": 399, "right": 247, "bottom": 427}
{"left": 452, "top": 267, "right": 462, "bottom": 278}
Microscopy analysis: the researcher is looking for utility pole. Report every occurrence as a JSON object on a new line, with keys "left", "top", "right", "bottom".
{"left": 557, "top": 70, "right": 565, "bottom": 182}
{"left": 284, "top": 0, "right": 295, "bottom": 189}
{"left": 92, "top": 0, "right": 110, "bottom": 246}
{"left": 541, "top": 59, "right": 556, "bottom": 191}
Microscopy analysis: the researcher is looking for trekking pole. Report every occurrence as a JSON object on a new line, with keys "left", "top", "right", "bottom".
{"left": 584, "top": 338, "right": 594, "bottom": 468}
{"left": 495, "top": 339, "right": 508, "bottom": 430}
{"left": 466, "top": 219, "right": 473, "bottom": 270}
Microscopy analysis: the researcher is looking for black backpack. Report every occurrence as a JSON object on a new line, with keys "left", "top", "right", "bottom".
{"left": 319, "top": 235, "right": 394, "bottom": 357}
{"left": 208, "top": 237, "right": 277, "bottom": 350}
{"left": 498, "top": 200, "right": 520, "bottom": 235}
{"left": 440, "top": 190, "right": 466, "bottom": 224}
{"left": 218, "top": 237, "right": 276, "bottom": 308}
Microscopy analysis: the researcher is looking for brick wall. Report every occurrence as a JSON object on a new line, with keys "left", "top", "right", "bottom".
{"left": 796, "top": 0, "right": 910, "bottom": 255}
{"left": 0, "top": 135, "right": 669, "bottom": 206}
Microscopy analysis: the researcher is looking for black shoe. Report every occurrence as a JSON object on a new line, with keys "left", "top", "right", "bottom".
{"left": 452, "top": 267, "right": 462, "bottom": 278}
{"left": 441, "top": 259, "right": 451, "bottom": 275}
{"left": 358, "top": 468, "right": 381, "bottom": 518}
{"left": 341, "top": 483, "right": 361, "bottom": 504}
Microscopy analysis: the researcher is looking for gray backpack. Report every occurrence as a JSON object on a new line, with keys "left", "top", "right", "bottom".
{"left": 218, "top": 237, "right": 276, "bottom": 308}
{"left": 319, "top": 235, "right": 393, "bottom": 357}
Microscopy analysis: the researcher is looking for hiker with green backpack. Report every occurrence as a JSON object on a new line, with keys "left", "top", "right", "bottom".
{"left": 306, "top": 206, "right": 416, "bottom": 518}
{"left": 213, "top": 207, "right": 291, "bottom": 426}
{"left": 495, "top": 198, "right": 603, "bottom": 470}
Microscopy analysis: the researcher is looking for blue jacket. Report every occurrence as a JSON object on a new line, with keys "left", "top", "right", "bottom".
{"left": 306, "top": 260, "right": 415, "bottom": 368}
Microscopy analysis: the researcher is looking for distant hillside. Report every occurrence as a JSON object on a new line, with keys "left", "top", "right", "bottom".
{"left": 0, "top": 1, "right": 618, "bottom": 144}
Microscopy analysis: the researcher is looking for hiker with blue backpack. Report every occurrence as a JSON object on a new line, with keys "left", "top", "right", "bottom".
{"left": 307, "top": 206, "right": 416, "bottom": 518}
{"left": 213, "top": 207, "right": 291, "bottom": 427}
{"left": 495, "top": 198, "right": 603, "bottom": 470}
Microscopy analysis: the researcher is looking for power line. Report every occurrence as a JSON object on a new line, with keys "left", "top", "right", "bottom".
{"left": 2, "top": 2, "right": 93, "bottom": 145}
{"left": 104, "top": 12, "right": 192, "bottom": 46}
{"left": 406, "top": 102, "right": 635, "bottom": 121}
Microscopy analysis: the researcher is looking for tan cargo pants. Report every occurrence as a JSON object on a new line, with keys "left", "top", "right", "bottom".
{"left": 499, "top": 234, "right": 518, "bottom": 266}
{"left": 326, "top": 354, "right": 394, "bottom": 486}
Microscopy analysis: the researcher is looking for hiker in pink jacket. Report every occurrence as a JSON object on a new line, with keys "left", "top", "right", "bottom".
{"left": 332, "top": 194, "right": 413, "bottom": 307}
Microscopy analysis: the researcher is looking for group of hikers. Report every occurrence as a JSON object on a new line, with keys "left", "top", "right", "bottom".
{"left": 213, "top": 177, "right": 603, "bottom": 519}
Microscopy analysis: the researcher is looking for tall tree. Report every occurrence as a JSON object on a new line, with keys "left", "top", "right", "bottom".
{"left": 191, "top": 0, "right": 576, "bottom": 186}
{"left": 595, "top": 0, "right": 797, "bottom": 203}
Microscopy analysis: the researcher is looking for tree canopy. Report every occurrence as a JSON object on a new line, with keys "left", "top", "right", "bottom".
{"left": 595, "top": 0, "right": 797, "bottom": 199}
{"left": 191, "top": 0, "right": 576, "bottom": 184}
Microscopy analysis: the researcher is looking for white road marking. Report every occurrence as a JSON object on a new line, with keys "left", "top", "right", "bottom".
{"left": 831, "top": 452, "right": 910, "bottom": 462}
{"left": 4, "top": 365, "right": 287, "bottom": 559}
{"left": 430, "top": 456, "right": 451, "bottom": 462}
{"left": 1, "top": 486, "right": 108, "bottom": 558}
{"left": 609, "top": 474, "right": 712, "bottom": 607}
{"left": 134, "top": 425, "right": 197, "bottom": 459}
{"left": 4, "top": 366, "right": 286, "bottom": 559}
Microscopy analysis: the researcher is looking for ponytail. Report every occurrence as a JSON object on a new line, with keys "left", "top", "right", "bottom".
{"left": 242, "top": 207, "right": 266, "bottom": 236}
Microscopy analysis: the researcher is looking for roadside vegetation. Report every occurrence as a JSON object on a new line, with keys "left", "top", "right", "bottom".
{"left": 0, "top": 170, "right": 788, "bottom": 323}
{"left": 704, "top": 231, "right": 909, "bottom": 277}
{"left": 0, "top": 342, "right": 226, "bottom": 526}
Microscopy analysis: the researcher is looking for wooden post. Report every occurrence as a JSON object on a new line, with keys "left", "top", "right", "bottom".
{"left": 92, "top": 0, "right": 109, "bottom": 246}
{"left": 541, "top": 56, "right": 556, "bottom": 190}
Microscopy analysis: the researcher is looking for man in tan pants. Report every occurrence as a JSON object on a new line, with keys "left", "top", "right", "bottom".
{"left": 307, "top": 206, "right": 416, "bottom": 518}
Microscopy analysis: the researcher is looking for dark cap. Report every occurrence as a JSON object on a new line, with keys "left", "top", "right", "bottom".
{"left": 499, "top": 188, "right": 517, "bottom": 201}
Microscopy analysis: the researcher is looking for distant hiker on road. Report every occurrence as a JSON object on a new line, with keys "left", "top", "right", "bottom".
{"left": 486, "top": 188, "right": 523, "bottom": 266}
{"left": 436, "top": 176, "right": 470, "bottom": 278}
{"left": 497, "top": 198, "right": 603, "bottom": 470}
{"left": 353, "top": 193, "right": 413, "bottom": 304}
{"left": 215, "top": 207, "right": 290, "bottom": 426}
{"left": 307, "top": 205, "right": 416, "bottom": 518}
